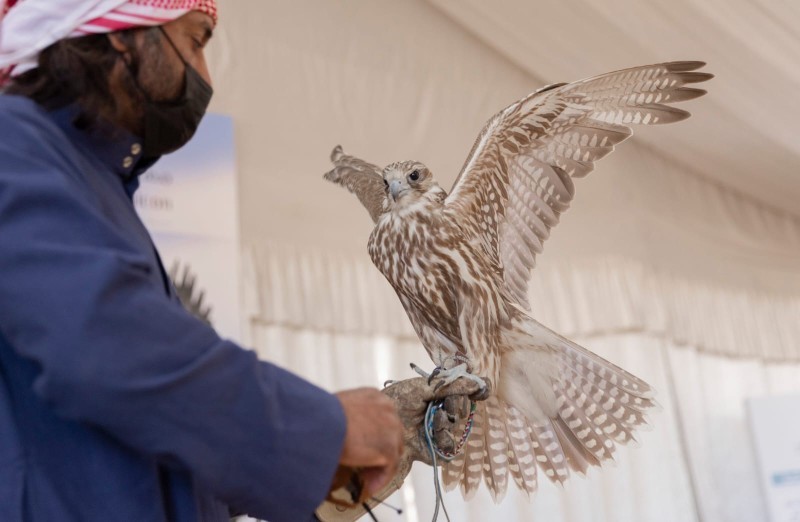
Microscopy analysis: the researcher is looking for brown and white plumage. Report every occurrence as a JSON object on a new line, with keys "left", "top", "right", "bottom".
{"left": 324, "top": 145, "right": 387, "bottom": 223}
{"left": 324, "top": 61, "right": 711, "bottom": 501}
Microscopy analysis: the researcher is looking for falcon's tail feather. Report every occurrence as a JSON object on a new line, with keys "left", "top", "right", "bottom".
{"left": 443, "top": 316, "right": 655, "bottom": 501}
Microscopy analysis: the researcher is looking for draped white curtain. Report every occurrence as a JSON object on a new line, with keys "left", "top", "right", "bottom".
{"left": 243, "top": 245, "right": 800, "bottom": 363}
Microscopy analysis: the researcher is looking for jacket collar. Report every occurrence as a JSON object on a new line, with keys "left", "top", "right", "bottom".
{"left": 48, "top": 104, "right": 158, "bottom": 191}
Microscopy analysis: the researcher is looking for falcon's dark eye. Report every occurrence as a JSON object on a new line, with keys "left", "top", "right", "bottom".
{"left": 383, "top": 179, "right": 389, "bottom": 188}
{"left": 409, "top": 170, "right": 420, "bottom": 182}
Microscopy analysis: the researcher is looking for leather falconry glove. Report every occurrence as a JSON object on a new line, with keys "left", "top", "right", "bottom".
{"left": 316, "top": 375, "right": 491, "bottom": 522}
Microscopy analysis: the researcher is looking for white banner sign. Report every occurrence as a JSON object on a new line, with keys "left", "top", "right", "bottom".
{"left": 134, "top": 113, "right": 242, "bottom": 342}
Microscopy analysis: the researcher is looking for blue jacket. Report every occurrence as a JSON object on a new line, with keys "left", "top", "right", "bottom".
{"left": 0, "top": 95, "right": 345, "bottom": 522}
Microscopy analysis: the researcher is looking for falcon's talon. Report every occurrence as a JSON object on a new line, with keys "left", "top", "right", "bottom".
{"left": 469, "top": 383, "right": 492, "bottom": 402}
{"left": 433, "top": 363, "right": 487, "bottom": 391}
{"left": 427, "top": 367, "right": 442, "bottom": 385}
{"left": 414, "top": 362, "right": 488, "bottom": 396}
{"left": 383, "top": 379, "right": 397, "bottom": 388}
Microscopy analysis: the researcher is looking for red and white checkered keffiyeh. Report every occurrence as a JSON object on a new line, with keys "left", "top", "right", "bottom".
{"left": 0, "top": 0, "right": 217, "bottom": 84}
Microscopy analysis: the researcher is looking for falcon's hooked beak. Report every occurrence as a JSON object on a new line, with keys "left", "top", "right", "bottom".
{"left": 389, "top": 179, "right": 406, "bottom": 202}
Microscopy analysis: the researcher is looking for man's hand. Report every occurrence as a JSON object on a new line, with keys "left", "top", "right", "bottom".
{"left": 334, "top": 388, "right": 404, "bottom": 496}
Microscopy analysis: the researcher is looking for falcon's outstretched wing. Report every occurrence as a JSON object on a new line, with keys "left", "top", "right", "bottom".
{"left": 323, "top": 145, "right": 387, "bottom": 223}
{"left": 445, "top": 61, "right": 712, "bottom": 309}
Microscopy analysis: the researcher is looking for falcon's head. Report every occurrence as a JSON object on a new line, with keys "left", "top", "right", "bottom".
{"left": 382, "top": 161, "right": 445, "bottom": 209}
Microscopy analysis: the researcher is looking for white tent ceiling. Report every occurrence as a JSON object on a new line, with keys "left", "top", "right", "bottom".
{"left": 428, "top": 0, "right": 800, "bottom": 218}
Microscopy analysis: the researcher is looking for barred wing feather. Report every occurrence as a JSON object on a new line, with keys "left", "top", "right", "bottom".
{"left": 323, "top": 145, "right": 387, "bottom": 223}
{"left": 445, "top": 61, "right": 712, "bottom": 309}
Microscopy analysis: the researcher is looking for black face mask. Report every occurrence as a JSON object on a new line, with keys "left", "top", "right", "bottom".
{"left": 124, "top": 27, "right": 213, "bottom": 157}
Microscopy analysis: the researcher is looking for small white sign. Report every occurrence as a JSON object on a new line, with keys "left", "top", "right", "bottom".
{"left": 748, "top": 393, "right": 800, "bottom": 522}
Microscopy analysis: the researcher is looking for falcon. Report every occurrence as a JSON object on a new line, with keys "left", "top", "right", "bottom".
{"left": 324, "top": 61, "right": 711, "bottom": 501}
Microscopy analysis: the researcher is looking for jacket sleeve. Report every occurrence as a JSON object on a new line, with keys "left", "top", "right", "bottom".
{"left": 0, "top": 133, "right": 345, "bottom": 522}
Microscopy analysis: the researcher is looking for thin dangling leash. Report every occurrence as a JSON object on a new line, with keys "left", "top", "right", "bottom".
{"left": 420, "top": 354, "right": 480, "bottom": 522}
{"left": 423, "top": 393, "right": 477, "bottom": 522}
{"left": 327, "top": 471, "right": 403, "bottom": 521}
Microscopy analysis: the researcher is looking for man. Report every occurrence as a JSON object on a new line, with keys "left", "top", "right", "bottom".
{"left": 0, "top": 2, "right": 406, "bottom": 521}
